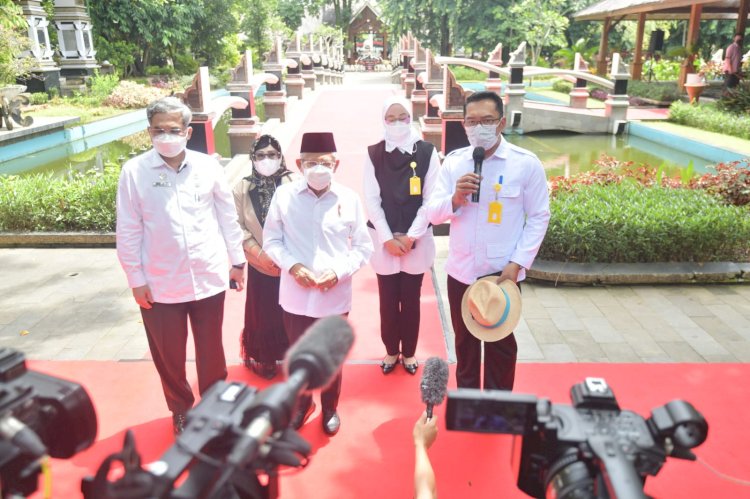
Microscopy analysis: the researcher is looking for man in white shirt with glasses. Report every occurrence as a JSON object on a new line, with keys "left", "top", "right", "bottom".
{"left": 425, "top": 91, "right": 550, "bottom": 392}
{"left": 263, "top": 132, "right": 373, "bottom": 436}
{"left": 116, "top": 96, "right": 246, "bottom": 435}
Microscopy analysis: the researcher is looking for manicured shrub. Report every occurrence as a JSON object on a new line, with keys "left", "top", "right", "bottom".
{"left": 0, "top": 167, "right": 120, "bottom": 232}
{"left": 627, "top": 81, "right": 680, "bottom": 102}
{"left": 540, "top": 183, "right": 750, "bottom": 263}
{"left": 450, "top": 66, "right": 488, "bottom": 82}
{"left": 552, "top": 79, "right": 573, "bottom": 94}
{"left": 693, "top": 159, "right": 750, "bottom": 206}
{"left": 669, "top": 101, "right": 750, "bottom": 140}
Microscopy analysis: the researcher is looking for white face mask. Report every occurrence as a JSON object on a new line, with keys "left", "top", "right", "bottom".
{"left": 254, "top": 158, "right": 281, "bottom": 177}
{"left": 152, "top": 134, "right": 188, "bottom": 158}
{"left": 384, "top": 122, "right": 412, "bottom": 148}
{"left": 465, "top": 124, "right": 500, "bottom": 150}
{"left": 304, "top": 164, "right": 333, "bottom": 191}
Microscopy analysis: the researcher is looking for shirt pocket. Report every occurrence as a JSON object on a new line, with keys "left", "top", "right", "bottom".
{"left": 498, "top": 185, "right": 521, "bottom": 202}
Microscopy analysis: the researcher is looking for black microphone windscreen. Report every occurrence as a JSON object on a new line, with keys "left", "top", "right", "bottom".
{"left": 284, "top": 316, "right": 354, "bottom": 390}
{"left": 472, "top": 147, "right": 485, "bottom": 164}
{"left": 420, "top": 357, "right": 450, "bottom": 407}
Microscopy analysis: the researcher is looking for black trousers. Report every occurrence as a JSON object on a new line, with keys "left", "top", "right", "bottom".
{"left": 282, "top": 311, "right": 343, "bottom": 413}
{"left": 724, "top": 72, "right": 740, "bottom": 89}
{"left": 242, "top": 265, "right": 289, "bottom": 363}
{"left": 140, "top": 291, "right": 228, "bottom": 414}
{"left": 447, "top": 275, "right": 518, "bottom": 390}
{"left": 376, "top": 271, "right": 425, "bottom": 358}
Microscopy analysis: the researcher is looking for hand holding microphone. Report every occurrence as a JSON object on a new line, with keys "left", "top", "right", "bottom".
{"left": 452, "top": 147, "right": 485, "bottom": 210}
{"left": 470, "top": 147, "right": 485, "bottom": 203}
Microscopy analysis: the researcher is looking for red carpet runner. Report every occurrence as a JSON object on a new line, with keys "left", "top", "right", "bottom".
{"left": 29, "top": 361, "right": 750, "bottom": 498}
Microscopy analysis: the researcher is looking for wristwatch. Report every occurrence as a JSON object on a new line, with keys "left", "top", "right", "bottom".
{"left": 232, "top": 263, "right": 246, "bottom": 270}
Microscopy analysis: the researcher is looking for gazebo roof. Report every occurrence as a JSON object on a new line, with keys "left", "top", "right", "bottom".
{"left": 349, "top": 2, "right": 382, "bottom": 25}
{"left": 574, "top": 0, "right": 748, "bottom": 21}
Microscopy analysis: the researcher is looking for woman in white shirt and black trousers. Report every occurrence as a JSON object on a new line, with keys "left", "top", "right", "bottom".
{"left": 363, "top": 96, "right": 441, "bottom": 375}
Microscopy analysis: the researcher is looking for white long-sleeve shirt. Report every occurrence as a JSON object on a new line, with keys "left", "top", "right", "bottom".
{"left": 116, "top": 148, "right": 245, "bottom": 303}
{"left": 263, "top": 178, "right": 373, "bottom": 317}
{"left": 424, "top": 139, "right": 550, "bottom": 285}
{"left": 362, "top": 146, "right": 441, "bottom": 275}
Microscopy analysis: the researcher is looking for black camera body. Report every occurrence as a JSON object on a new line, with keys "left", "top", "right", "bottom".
{"left": 447, "top": 377, "right": 708, "bottom": 499}
{"left": 0, "top": 348, "right": 97, "bottom": 497}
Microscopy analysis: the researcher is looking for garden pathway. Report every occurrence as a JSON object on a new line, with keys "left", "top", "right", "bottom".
{"left": 2, "top": 73, "right": 749, "bottom": 365}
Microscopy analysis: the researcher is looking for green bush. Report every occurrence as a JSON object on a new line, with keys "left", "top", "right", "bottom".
{"left": 174, "top": 53, "right": 200, "bottom": 75}
{"left": 668, "top": 101, "right": 750, "bottom": 140}
{"left": 717, "top": 81, "right": 750, "bottom": 115}
{"left": 27, "top": 92, "right": 49, "bottom": 105}
{"left": 642, "top": 58, "right": 680, "bottom": 81}
{"left": 0, "top": 166, "right": 120, "bottom": 232}
{"left": 540, "top": 183, "right": 750, "bottom": 263}
{"left": 627, "top": 81, "right": 680, "bottom": 102}
{"left": 551, "top": 79, "right": 573, "bottom": 94}
{"left": 450, "top": 66, "right": 488, "bottom": 82}
{"left": 144, "top": 65, "right": 176, "bottom": 77}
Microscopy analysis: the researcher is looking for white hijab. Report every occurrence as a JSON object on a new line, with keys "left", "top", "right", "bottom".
{"left": 382, "top": 96, "right": 423, "bottom": 154}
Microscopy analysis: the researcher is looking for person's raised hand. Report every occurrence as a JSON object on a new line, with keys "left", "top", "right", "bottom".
{"left": 413, "top": 411, "right": 438, "bottom": 450}
{"left": 452, "top": 172, "right": 481, "bottom": 210}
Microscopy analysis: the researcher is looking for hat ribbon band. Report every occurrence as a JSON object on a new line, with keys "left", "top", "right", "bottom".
{"left": 481, "top": 289, "right": 511, "bottom": 329}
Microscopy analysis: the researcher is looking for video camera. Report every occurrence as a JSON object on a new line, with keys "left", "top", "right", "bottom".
{"left": 83, "top": 315, "right": 355, "bottom": 499}
{"left": 446, "top": 377, "right": 708, "bottom": 499}
{"left": 0, "top": 348, "right": 97, "bottom": 497}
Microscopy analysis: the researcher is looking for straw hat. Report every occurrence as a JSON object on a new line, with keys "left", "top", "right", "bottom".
{"left": 461, "top": 277, "right": 522, "bottom": 342}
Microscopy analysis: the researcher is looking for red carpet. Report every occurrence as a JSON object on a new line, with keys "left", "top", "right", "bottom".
{"left": 28, "top": 361, "right": 750, "bottom": 498}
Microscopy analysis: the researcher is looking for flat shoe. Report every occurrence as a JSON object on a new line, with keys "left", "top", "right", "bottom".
{"left": 402, "top": 358, "right": 418, "bottom": 375}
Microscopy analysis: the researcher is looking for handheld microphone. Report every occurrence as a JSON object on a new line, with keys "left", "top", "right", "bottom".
{"left": 471, "top": 147, "right": 485, "bottom": 203}
{"left": 420, "top": 357, "right": 449, "bottom": 420}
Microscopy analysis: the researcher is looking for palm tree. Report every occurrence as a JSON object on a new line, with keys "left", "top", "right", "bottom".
{"left": 554, "top": 38, "right": 597, "bottom": 69}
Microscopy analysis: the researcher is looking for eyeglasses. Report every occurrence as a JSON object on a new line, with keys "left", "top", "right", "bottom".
{"left": 254, "top": 152, "right": 281, "bottom": 160}
{"left": 301, "top": 161, "right": 335, "bottom": 169}
{"left": 149, "top": 127, "right": 188, "bottom": 136}
{"left": 463, "top": 118, "right": 501, "bottom": 127}
{"left": 385, "top": 116, "right": 410, "bottom": 125}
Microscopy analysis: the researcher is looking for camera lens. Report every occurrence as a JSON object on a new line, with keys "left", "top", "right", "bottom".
{"left": 545, "top": 451, "right": 596, "bottom": 499}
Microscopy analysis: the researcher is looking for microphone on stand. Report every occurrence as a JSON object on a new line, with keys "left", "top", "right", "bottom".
{"left": 471, "top": 147, "right": 485, "bottom": 203}
{"left": 420, "top": 357, "right": 449, "bottom": 420}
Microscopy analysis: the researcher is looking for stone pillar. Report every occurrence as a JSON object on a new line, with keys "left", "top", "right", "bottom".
{"left": 419, "top": 49, "right": 443, "bottom": 152}
{"left": 569, "top": 53, "right": 590, "bottom": 109}
{"left": 18, "top": 1, "right": 60, "bottom": 93}
{"left": 410, "top": 41, "right": 427, "bottom": 121}
{"left": 182, "top": 67, "right": 217, "bottom": 155}
{"left": 485, "top": 42, "right": 504, "bottom": 97}
{"left": 505, "top": 42, "right": 527, "bottom": 131}
{"left": 604, "top": 53, "right": 630, "bottom": 135}
{"left": 263, "top": 37, "right": 287, "bottom": 122}
{"left": 440, "top": 67, "right": 470, "bottom": 154}
{"left": 53, "top": 0, "right": 99, "bottom": 81}
{"left": 403, "top": 36, "right": 416, "bottom": 99}
{"left": 226, "top": 51, "right": 262, "bottom": 157}
{"left": 285, "top": 32, "right": 305, "bottom": 100}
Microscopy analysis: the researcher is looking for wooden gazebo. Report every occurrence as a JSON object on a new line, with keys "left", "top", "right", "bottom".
{"left": 347, "top": 2, "right": 387, "bottom": 64}
{"left": 574, "top": 0, "right": 749, "bottom": 89}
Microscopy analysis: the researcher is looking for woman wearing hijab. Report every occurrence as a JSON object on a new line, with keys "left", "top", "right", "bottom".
{"left": 363, "top": 96, "right": 440, "bottom": 375}
{"left": 233, "top": 135, "right": 297, "bottom": 379}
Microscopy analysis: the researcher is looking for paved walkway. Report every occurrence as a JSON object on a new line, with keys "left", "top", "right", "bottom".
{"left": 1, "top": 73, "right": 749, "bottom": 365}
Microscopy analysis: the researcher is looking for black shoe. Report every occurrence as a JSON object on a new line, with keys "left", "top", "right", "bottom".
{"left": 402, "top": 358, "right": 418, "bottom": 375}
{"left": 380, "top": 354, "right": 399, "bottom": 375}
{"left": 322, "top": 411, "right": 340, "bottom": 435}
{"left": 172, "top": 413, "right": 187, "bottom": 435}
{"left": 291, "top": 401, "right": 316, "bottom": 430}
